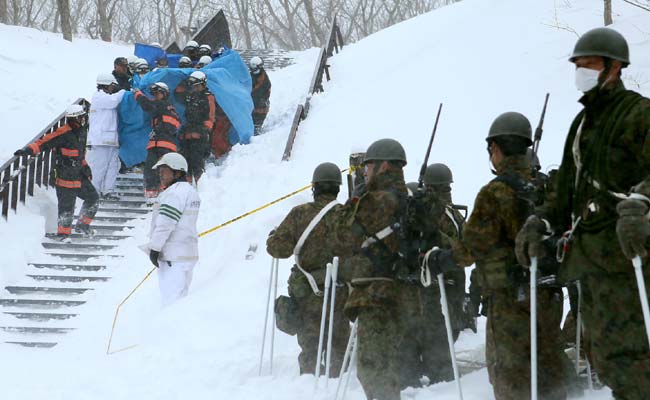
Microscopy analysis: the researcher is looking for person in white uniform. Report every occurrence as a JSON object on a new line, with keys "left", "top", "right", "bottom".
{"left": 147, "top": 153, "right": 201, "bottom": 306}
{"left": 87, "top": 73, "right": 126, "bottom": 200}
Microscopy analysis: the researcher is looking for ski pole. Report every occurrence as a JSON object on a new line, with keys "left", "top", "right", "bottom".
{"left": 575, "top": 281, "right": 582, "bottom": 375}
{"left": 530, "top": 257, "right": 538, "bottom": 400}
{"left": 335, "top": 319, "right": 358, "bottom": 400}
{"left": 270, "top": 258, "right": 279, "bottom": 375}
{"left": 325, "top": 257, "right": 339, "bottom": 386}
{"left": 314, "top": 263, "right": 333, "bottom": 389}
{"left": 632, "top": 256, "right": 650, "bottom": 349}
{"left": 437, "top": 272, "right": 464, "bottom": 400}
{"left": 340, "top": 327, "right": 359, "bottom": 400}
{"left": 258, "top": 258, "right": 277, "bottom": 376}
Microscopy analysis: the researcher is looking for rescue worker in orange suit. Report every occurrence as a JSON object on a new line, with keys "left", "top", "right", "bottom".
{"left": 249, "top": 56, "right": 271, "bottom": 136}
{"left": 14, "top": 104, "right": 99, "bottom": 241}
{"left": 210, "top": 98, "right": 232, "bottom": 159}
{"left": 174, "top": 71, "right": 216, "bottom": 183}
{"left": 133, "top": 82, "right": 181, "bottom": 200}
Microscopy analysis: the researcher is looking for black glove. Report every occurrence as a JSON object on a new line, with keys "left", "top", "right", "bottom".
{"left": 515, "top": 215, "right": 549, "bottom": 267}
{"left": 616, "top": 198, "right": 650, "bottom": 259}
{"left": 82, "top": 164, "right": 92, "bottom": 180}
{"left": 424, "top": 248, "right": 458, "bottom": 276}
{"left": 149, "top": 250, "right": 160, "bottom": 267}
{"left": 14, "top": 148, "right": 31, "bottom": 157}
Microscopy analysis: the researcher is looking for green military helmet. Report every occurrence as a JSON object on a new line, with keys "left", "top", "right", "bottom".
{"left": 406, "top": 181, "right": 420, "bottom": 196}
{"left": 424, "top": 163, "right": 453, "bottom": 185}
{"left": 363, "top": 138, "right": 407, "bottom": 165}
{"left": 570, "top": 27, "right": 630, "bottom": 67}
{"left": 312, "top": 162, "right": 342, "bottom": 185}
{"left": 486, "top": 112, "right": 533, "bottom": 146}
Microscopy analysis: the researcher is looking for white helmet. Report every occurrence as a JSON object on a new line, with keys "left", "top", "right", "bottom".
{"left": 197, "top": 55, "right": 212, "bottom": 67}
{"left": 149, "top": 82, "right": 170, "bottom": 96}
{"left": 152, "top": 152, "right": 188, "bottom": 172}
{"left": 97, "top": 73, "right": 117, "bottom": 86}
{"left": 185, "top": 40, "right": 199, "bottom": 49}
{"left": 178, "top": 56, "right": 193, "bottom": 68}
{"left": 249, "top": 56, "right": 263, "bottom": 69}
{"left": 150, "top": 42, "right": 162, "bottom": 48}
{"left": 188, "top": 70, "right": 207, "bottom": 85}
{"left": 65, "top": 104, "right": 86, "bottom": 118}
{"left": 199, "top": 44, "right": 212, "bottom": 54}
{"left": 126, "top": 55, "right": 138, "bottom": 64}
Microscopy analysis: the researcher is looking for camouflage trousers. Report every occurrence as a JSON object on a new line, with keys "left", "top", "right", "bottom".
{"left": 295, "top": 287, "right": 350, "bottom": 377}
{"left": 357, "top": 306, "right": 401, "bottom": 400}
{"left": 396, "top": 283, "right": 453, "bottom": 389}
{"left": 582, "top": 272, "right": 650, "bottom": 400}
{"left": 486, "top": 286, "right": 567, "bottom": 400}
{"left": 563, "top": 228, "right": 650, "bottom": 399}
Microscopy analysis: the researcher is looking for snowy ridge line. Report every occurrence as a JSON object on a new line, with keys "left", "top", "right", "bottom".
{"left": 0, "top": 98, "right": 90, "bottom": 221}
{"left": 281, "top": 17, "right": 344, "bottom": 161}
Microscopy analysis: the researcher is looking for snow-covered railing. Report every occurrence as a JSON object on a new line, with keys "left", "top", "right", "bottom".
{"left": 282, "top": 16, "right": 344, "bottom": 161}
{"left": 0, "top": 98, "right": 90, "bottom": 220}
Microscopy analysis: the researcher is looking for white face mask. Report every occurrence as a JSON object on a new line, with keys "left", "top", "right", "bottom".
{"left": 575, "top": 67, "right": 602, "bottom": 93}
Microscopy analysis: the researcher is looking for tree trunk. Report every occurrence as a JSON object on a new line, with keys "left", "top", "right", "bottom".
{"left": 56, "top": 0, "right": 73, "bottom": 41}
{"left": 604, "top": 0, "right": 613, "bottom": 25}
{"left": 0, "top": 0, "right": 8, "bottom": 24}
{"left": 97, "top": 0, "right": 113, "bottom": 41}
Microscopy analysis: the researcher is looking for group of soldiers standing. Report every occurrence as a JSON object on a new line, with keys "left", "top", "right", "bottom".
{"left": 265, "top": 27, "right": 650, "bottom": 400}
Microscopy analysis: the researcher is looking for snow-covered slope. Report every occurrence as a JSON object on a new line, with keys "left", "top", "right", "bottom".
{"left": 2, "top": 0, "right": 650, "bottom": 399}
{"left": 0, "top": 25, "right": 132, "bottom": 164}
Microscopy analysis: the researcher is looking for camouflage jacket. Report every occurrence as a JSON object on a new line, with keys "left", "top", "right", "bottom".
{"left": 266, "top": 194, "right": 341, "bottom": 296}
{"left": 333, "top": 168, "right": 407, "bottom": 313}
{"left": 453, "top": 155, "right": 532, "bottom": 290}
{"left": 550, "top": 81, "right": 650, "bottom": 233}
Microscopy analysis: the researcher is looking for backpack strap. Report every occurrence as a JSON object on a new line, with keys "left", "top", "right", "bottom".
{"left": 293, "top": 200, "right": 339, "bottom": 295}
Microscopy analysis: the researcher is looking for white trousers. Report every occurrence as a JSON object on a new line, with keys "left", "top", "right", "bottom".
{"left": 157, "top": 260, "right": 196, "bottom": 307}
{"left": 86, "top": 146, "right": 120, "bottom": 195}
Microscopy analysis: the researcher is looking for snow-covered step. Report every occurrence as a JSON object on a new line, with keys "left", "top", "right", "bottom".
{"left": 42, "top": 252, "right": 123, "bottom": 260}
{"left": 4, "top": 287, "right": 93, "bottom": 296}
{"left": 5, "top": 341, "right": 57, "bottom": 348}
{"left": 45, "top": 233, "right": 131, "bottom": 241}
{"left": 26, "top": 275, "right": 110, "bottom": 283}
{"left": 113, "top": 190, "right": 145, "bottom": 197}
{"left": 115, "top": 176, "right": 144, "bottom": 182}
{"left": 3, "top": 312, "right": 78, "bottom": 322}
{"left": 88, "top": 215, "right": 143, "bottom": 224}
{"left": 97, "top": 207, "right": 149, "bottom": 215}
{"left": 91, "top": 224, "right": 136, "bottom": 233}
{"left": 100, "top": 199, "right": 147, "bottom": 207}
{"left": 1, "top": 326, "right": 75, "bottom": 335}
{"left": 0, "top": 299, "right": 86, "bottom": 309}
{"left": 41, "top": 242, "right": 119, "bottom": 251}
{"left": 28, "top": 262, "right": 106, "bottom": 272}
{"left": 115, "top": 183, "right": 144, "bottom": 190}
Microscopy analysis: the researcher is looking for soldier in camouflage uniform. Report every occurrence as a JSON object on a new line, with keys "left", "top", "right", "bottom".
{"left": 424, "top": 163, "right": 469, "bottom": 337}
{"left": 332, "top": 139, "right": 409, "bottom": 400}
{"left": 426, "top": 112, "right": 567, "bottom": 400}
{"left": 395, "top": 179, "right": 451, "bottom": 388}
{"left": 517, "top": 28, "right": 650, "bottom": 400}
{"left": 266, "top": 162, "right": 350, "bottom": 376}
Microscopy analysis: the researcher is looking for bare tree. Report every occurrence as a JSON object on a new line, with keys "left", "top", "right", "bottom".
{"left": 56, "top": 0, "right": 72, "bottom": 41}
{"left": 0, "top": 0, "right": 6, "bottom": 24}
{"left": 604, "top": 0, "right": 613, "bottom": 25}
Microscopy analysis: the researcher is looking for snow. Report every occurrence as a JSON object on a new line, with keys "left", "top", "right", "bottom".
{"left": 2, "top": 0, "right": 650, "bottom": 398}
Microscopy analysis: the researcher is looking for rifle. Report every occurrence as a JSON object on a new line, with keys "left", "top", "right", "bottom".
{"left": 417, "top": 103, "right": 443, "bottom": 189}
{"left": 532, "top": 93, "right": 550, "bottom": 163}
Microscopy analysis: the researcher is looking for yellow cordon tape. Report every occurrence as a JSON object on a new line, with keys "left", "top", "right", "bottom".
{"left": 106, "top": 169, "right": 348, "bottom": 356}
{"left": 106, "top": 267, "right": 156, "bottom": 355}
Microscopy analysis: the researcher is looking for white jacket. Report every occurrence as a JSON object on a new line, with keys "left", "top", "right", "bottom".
{"left": 149, "top": 181, "right": 201, "bottom": 262}
{"left": 88, "top": 89, "right": 126, "bottom": 146}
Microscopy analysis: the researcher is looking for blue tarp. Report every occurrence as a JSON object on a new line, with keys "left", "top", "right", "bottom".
{"left": 118, "top": 49, "right": 253, "bottom": 167}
